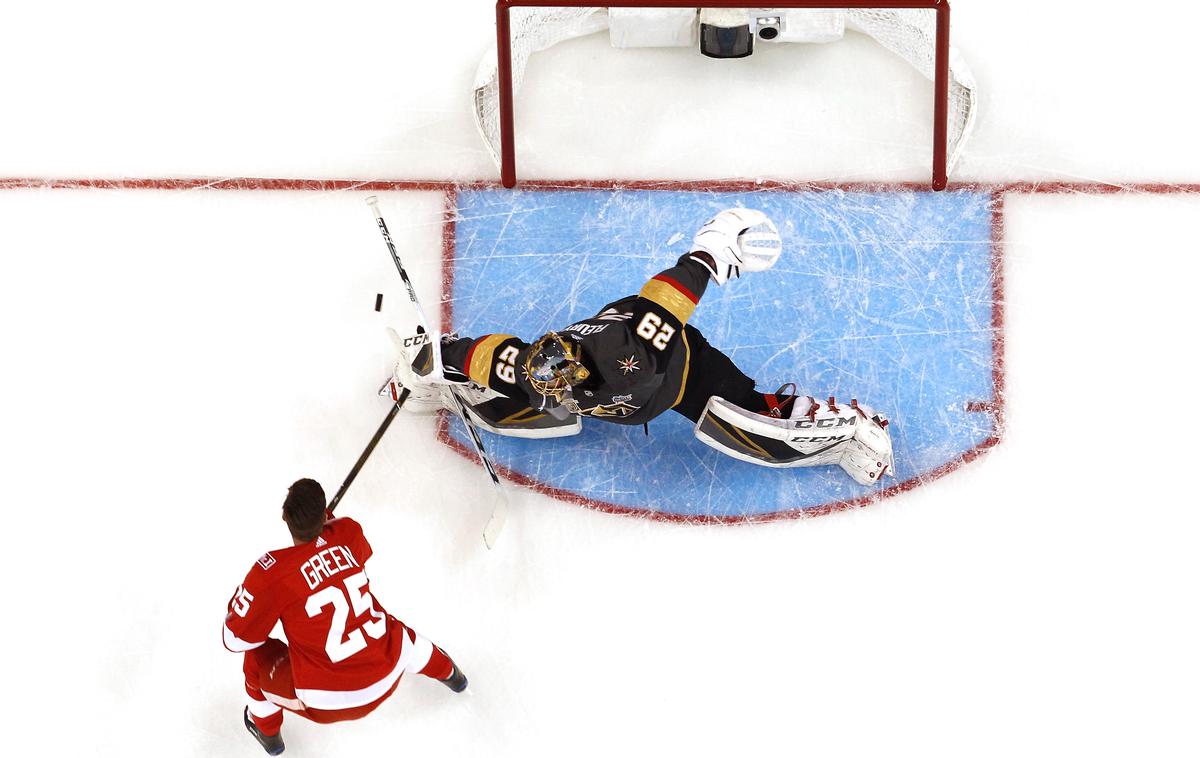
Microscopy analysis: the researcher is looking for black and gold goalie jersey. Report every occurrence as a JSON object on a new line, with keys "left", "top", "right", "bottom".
{"left": 441, "top": 255, "right": 712, "bottom": 426}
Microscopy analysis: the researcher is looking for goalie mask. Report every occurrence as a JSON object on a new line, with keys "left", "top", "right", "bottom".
{"left": 525, "top": 332, "right": 591, "bottom": 402}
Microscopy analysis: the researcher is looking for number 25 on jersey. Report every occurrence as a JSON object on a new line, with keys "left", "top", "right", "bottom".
{"left": 306, "top": 574, "right": 387, "bottom": 663}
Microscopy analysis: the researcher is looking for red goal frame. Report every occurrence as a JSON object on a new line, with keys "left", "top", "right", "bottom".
{"left": 494, "top": 0, "right": 954, "bottom": 189}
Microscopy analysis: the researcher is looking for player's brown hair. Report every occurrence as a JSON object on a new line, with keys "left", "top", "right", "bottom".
{"left": 283, "top": 478, "right": 327, "bottom": 543}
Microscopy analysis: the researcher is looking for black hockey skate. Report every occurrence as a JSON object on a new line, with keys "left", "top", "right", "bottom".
{"left": 243, "top": 707, "right": 285, "bottom": 756}
{"left": 440, "top": 661, "right": 469, "bottom": 693}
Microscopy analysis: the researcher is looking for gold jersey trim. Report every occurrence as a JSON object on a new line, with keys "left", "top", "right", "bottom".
{"left": 639, "top": 276, "right": 698, "bottom": 325}
{"left": 670, "top": 330, "right": 692, "bottom": 410}
{"left": 467, "top": 334, "right": 516, "bottom": 386}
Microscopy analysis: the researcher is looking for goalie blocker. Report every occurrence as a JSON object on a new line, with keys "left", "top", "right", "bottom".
{"left": 695, "top": 395, "right": 894, "bottom": 485}
{"left": 384, "top": 328, "right": 581, "bottom": 440}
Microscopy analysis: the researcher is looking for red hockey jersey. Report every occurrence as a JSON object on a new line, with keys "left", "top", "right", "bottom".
{"left": 223, "top": 517, "right": 408, "bottom": 710}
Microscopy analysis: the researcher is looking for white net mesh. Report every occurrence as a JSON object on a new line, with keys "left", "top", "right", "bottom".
{"left": 844, "top": 9, "right": 977, "bottom": 171}
{"left": 472, "top": 6, "right": 977, "bottom": 177}
{"left": 473, "top": 7, "right": 608, "bottom": 165}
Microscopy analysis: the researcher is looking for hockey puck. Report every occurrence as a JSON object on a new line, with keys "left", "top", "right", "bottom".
{"left": 374, "top": 293, "right": 383, "bottom": 312}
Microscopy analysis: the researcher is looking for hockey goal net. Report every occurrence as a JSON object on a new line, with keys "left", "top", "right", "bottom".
{"left": 474, "top": 1, "right": 976, "bottom": 189}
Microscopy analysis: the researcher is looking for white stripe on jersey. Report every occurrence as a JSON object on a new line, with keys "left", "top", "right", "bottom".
{"left": 295, "top": 626, "right": 433, "bottom": 710}
{"left": 223, "top": 623, "right": 266, "bottom": 653}
{"left": 247, "top": 695, "right": 285, "bottom": 717}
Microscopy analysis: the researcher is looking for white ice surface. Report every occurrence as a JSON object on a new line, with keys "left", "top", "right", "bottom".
{"left": 1, "top": 2, "right": 1198, "bottom": 757}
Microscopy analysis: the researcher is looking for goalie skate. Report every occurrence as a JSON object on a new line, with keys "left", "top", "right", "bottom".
{"left": 694, "top": 394, "right": 895, "bottom": 485}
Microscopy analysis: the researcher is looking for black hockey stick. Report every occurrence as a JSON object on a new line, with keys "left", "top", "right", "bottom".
{"left": 328, "top": 388, "right": 410, "bottom": 514}
{"left": 365, "top": 195, "right": 510, "bottom": 548}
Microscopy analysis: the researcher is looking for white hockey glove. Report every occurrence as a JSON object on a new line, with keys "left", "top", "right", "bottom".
{"left": 382, "top": 328, "right": 467, "bottom": 413}
{"left": 688, "top": 208, "right": 783, "bottom": 285}
{"left": 381, "top": 329, "right": 442, "bottom": 412}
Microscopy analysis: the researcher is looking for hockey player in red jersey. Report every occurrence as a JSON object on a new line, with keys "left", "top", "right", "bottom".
{"left": 393, "top": 208, "right": 895, "bottom": 485}
{"left": 223, "top": 479, "right": 466, "bottom": 755}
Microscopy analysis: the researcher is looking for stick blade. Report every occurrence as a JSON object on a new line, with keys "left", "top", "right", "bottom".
{"left": 482, "top": 488, "right": 509, "bottom": 550}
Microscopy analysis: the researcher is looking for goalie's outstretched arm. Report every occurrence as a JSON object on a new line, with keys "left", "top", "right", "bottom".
{"left": 638, "top": 255, "right": 712, "bottom": 322}
{"left": 626, "top": 205, "right": 781, "bottom": 364}
{"left": 625, "top": 255, "right": 711, "bottom": 369}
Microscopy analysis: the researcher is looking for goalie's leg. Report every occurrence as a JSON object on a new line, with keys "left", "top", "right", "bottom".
{"left": 671, "top": 326, "right": 763, "bottom": 422}
{"left": 695, "top": 394, "right": 894, "bottom": 484}
{"left": 671, "top": 327, "right": 809, "bottom": 420}
{"left": 673, "top": 326, "right": 893, "bottom": 484}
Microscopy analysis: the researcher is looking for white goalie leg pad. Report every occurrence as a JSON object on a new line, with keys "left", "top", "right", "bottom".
{"left": 378, "top": 373, "right": 447, "bottom": 414}
{"left": 697, "top": 395, "right": 853, "bottom": 466}
{"left": 695, "top": 395, "right": 895, "bottom": 484}
{"left": 454, "top": 381, "right": 582, "bottom": 439}
{"left": 837, "top": 401, "right": 895, "bottom": 485}
{"left": 380, "top": 370, "right": 581, "bottom": 438}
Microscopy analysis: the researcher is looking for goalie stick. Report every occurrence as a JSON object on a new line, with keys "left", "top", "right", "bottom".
{"left": 365, "top": 195, "right": 510, "bottom": 549}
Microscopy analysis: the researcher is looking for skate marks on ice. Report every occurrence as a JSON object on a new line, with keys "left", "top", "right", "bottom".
{"left": 443, "top": 187, "right": 1000, "bottom": 521}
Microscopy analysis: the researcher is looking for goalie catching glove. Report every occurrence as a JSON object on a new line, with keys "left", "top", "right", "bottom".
{"left": 688, "top": 208, "right": 783, "bottom": 285}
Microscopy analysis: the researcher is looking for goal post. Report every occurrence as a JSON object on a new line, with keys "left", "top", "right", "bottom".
{"left": 478, "top": 1, "right": 974, "bottom": 190}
